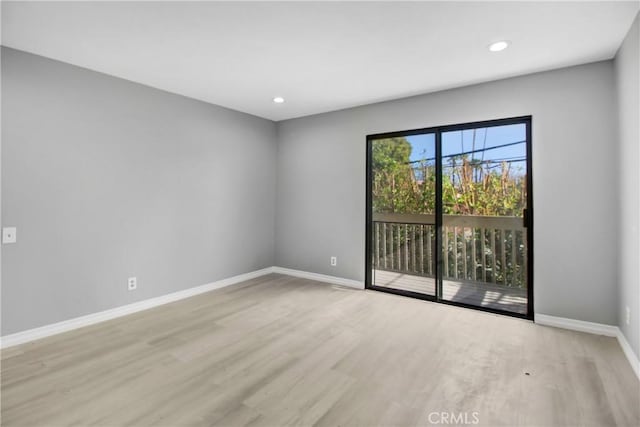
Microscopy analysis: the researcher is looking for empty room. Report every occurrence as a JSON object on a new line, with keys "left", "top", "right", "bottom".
{"left": 1, "top": 1, "right": 639, "bottom": 426}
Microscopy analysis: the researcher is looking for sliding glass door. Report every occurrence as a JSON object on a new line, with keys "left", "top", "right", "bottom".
{"left": 369, "top": 133, "right": 437, "bottom": 298}
{"left": 366, "top": 117, "right": 532, "bottom": 318}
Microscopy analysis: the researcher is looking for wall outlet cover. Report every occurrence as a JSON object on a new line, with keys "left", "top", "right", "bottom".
{"left": 2, "top": 227, "right": 17, "bottom": 244}
{"left": 626, "top": 306, "right": 631, "bottom": 325}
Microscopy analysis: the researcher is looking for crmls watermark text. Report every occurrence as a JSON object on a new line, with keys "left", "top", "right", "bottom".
{"left": 428, "top": 412, "right": 480, "bottom": 425}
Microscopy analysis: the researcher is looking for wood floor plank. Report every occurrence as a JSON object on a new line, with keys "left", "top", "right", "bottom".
{"left": 1, "top": 273, "right": 638, "bottom": 426}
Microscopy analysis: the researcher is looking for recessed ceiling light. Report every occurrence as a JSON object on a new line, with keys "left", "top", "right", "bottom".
{"left": 273, "top": 97, "right": 285, "bottom": 104}
{"left": 489, "top": 41, "right": 509, "bottom": 52}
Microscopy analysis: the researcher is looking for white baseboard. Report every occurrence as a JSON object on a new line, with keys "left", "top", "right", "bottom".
{"left": 3, "top": 268, "right": 636, "bottom": 381}
{"left": 616, "top": 328, "right": 640, "bottom": 379}
{"left": 535, "top": 314, "right": 618, "bottom": 336}
{"left": 535, "top": 313, "right": 639, "bottom": 380}
{"left": 272, "top": 266, "right": 364, "bottom": 290}
{"left": 0, "top": 266, "right": 361, "bottom": 349}
{"left": 0, "top": 267, "right": 275, "bottom": 349}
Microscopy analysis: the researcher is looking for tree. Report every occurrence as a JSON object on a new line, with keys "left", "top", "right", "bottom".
{"left": 371, "top": 137, "right": 528, "bottom": 288}
{"left": 372, "top": 137, "right": 419, "bottom": 213}
{"left": 372, "top": 138, "right": 526, "bottom": 217}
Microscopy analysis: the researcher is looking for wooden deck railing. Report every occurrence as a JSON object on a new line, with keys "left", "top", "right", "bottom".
{"left": 372, "top": 213, "right": 527, "bottom": 288}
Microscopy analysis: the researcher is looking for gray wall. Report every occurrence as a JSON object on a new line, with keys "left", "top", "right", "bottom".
{"left": 615, "top": 14, "right": 639, "bottom": 359}
{"left": 276, "top": 61, "right": 619, "bottom": 325}
{"left": 1, "top": 44, "right": 629, "bottom": 335}
{"left": 1, "top": 47, "right": 277, "bottom": 335}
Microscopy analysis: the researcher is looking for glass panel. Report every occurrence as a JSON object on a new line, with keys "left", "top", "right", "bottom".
{"left": 440, "top": 124, "right": 528, "bottom": 314}
{"left": 371, "top": 133, "right": 436, "bottom": 296}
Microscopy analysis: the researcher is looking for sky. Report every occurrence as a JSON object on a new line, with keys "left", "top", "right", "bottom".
{"left": 407, "top": 123, "right": 527, "bottom": 177}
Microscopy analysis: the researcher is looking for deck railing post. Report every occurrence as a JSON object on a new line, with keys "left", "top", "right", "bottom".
{"left": 382, "top": 223, "right": 387, "bottom": 269}
{"left": 471, "top": 228, "right": 477, "bottom": 281}
{"left": 427, "top": 226, "right": 432, "bottom": 275}
{"left": 462, "top": 227, "right": 468, "bottom": 280}
{"left": 453, "top": 227, "right": 458, "bottom": 279}
{"left": 371, "top": 214, "right": 524, "bottom": 289}
{"left": 419, "top": 225, "right": 423, "bottom": 273}
{"left": 443, "top": 227, "right": 449, "bottom": 278}
{"left": 481, "top": 228, "right": 487, "bottom": 282}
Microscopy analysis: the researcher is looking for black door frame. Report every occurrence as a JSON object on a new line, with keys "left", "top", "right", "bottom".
{"left": 365, "top": 116, "right": 533, "bottom": 320}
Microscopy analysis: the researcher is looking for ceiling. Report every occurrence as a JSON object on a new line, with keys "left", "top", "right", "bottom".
{"left": 2, "top": 1, "right": 638, "bottom": 121}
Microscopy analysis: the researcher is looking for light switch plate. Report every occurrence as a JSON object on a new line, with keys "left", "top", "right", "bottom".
{"left": 2, "top": 227, "right": 17, "bottom": 244}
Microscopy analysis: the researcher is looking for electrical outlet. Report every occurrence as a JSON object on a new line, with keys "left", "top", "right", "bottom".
{"left": 2, "top": 227, "right": 17, "bottom": 244}
{"left": 330, "top": 256, "right": 337, "bottom": 266}
{"left": 128, "top": 277, "right": 137, "bottom": 291}
{"left": 626, "top": 306, "right": 630, "bottom": 326}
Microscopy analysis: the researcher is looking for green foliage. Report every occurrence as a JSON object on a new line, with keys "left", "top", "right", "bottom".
{"left": 372, "top": 137, "right": 528, "bottom": 288}
{"left": 371, "top": 138, "right": 418, "bottom": 213}
{"left": 372, "top": 138, "right": 526, "bottom": 217}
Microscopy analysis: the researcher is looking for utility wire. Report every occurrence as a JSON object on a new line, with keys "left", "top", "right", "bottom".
{"left": 406, "top": 139, "right": 526, "bottom": 164}
{"left": 436, "top": 156, "right": 526, "bottom": 166}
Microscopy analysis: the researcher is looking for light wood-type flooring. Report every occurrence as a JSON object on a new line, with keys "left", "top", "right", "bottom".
{"left": 1, "top": 274, "right": 638, "bottom": 426}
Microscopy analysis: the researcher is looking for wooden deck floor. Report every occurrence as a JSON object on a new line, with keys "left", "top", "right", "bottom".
{"left": 373, "top": 269, "right": 527, "bottom": 314}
